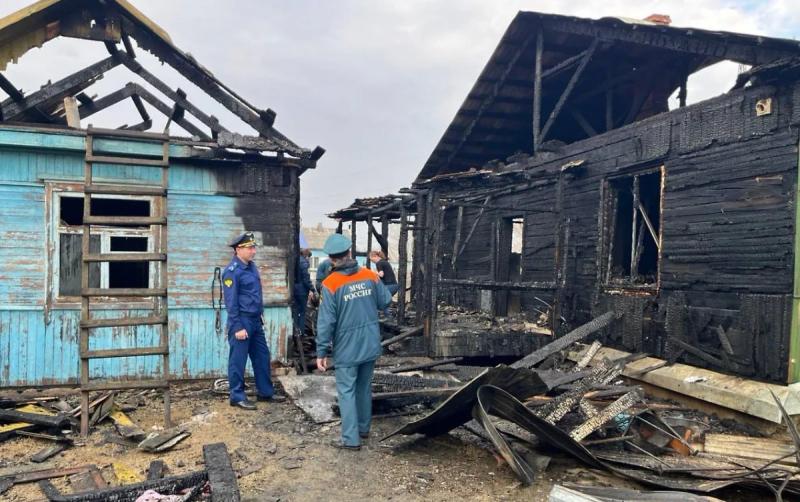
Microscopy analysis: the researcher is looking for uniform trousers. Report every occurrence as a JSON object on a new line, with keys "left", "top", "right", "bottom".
{"left": 228, "top": 315, "right": 274, "bottom": 403}
{"left": 334, "top": 359, "right": 376, "bottom": 446}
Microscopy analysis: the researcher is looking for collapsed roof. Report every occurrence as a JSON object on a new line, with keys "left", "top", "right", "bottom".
{"left": 418, "top": 11, "right": 800, "bottom": 182}
{"left": 0, "top": 0, "right": 324, "bottom": 165}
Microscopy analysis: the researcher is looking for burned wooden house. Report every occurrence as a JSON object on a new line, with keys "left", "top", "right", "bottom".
{"left": 335, "top": 12, "right": 800, "bottom": 383}
{"left": 0, "top": 0, "right": 323, "bottom": 429}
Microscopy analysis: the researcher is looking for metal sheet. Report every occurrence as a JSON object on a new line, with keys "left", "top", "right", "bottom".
{"left": 384, "top": 365, "right": 547, "bottom": 439}
{"left": 278, "top": 374, "right": 338, "bottom": 423}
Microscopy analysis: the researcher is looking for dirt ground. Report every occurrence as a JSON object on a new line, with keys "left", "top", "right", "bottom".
{"left": 0, "top": 380, "right": 779, "bottom": 502}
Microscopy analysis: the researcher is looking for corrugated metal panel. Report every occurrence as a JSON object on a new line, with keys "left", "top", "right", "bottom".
{"left": 0, "top": 306, "right": 291, "bottom": 386}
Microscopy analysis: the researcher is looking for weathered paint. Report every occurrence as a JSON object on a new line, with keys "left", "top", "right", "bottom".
{"left": 0, "top": 306, "right": 290, "bottom": 387}
{"left": 0, "top": 126, "right": 295, "bottom": 387}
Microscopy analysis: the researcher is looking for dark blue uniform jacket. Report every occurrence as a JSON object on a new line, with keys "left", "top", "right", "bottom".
{"left": 222, "top": 257, "right": 263, "bottom": 334}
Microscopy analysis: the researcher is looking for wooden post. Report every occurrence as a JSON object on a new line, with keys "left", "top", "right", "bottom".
{"left": 380, "top": 214, "right": 389, "bottom": 257}
{"left": 397, "top": 204, "right": 408, "bottom": 325}
{"left": 365, "top": 212, "right": 373, "bottom": 269}
{"left": 532, "top": 29, "right": 543, "bottom": 151}
{"left": 413, "top": 191, "right": 428, "bottom": 324}
{"left": 451, "top": 206, "right": 464, "bottom": 267}
{"left": 429, "top": 193, "right": 443, "bottom": 330}
{"left": 350, "top": 219, "right": 357, "bottom": 260}
{"left": 63, "top": 96, "right": 81, "bottom": 128}
{"left": 630, "top": 176, "right": 640, "bottom": 279}
{"left": 678, "top": 74, "right": 688, "bottom": 108}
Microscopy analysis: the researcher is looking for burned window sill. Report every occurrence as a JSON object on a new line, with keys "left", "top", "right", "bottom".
{"left": 602, "top": 283, "right": 659, "bottom": 296}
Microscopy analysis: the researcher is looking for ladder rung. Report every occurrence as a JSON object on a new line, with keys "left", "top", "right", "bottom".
{"left": 82, "top": 288, "right": 167, "bottom": 297}
{"left": 83, "top": 253, "right": 166, "bottom": 263}
{"left": 81, "top": 346, "right": 169, "bottom": 359}
{"left": 81, "top": 379, "right": 169, "bottom": 392}
{"left": 84, "top": 216, "right": 166, "bottom": 226}
{"left": 80, "top": 315, "right": 168, "bottom": 329}
{"left": 85, "top": 185, "right": 166, "bottom": 196}
{"left": 87, "top": 155, "right": 168, "bottom": 167}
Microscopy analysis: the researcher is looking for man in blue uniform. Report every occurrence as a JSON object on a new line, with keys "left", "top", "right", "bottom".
{"left": 316, "top": 233, "right": 392, "bottom": 450}
{"left": 222, "top": 232, "right": 282, "bottom": 410}
{"left": 293, "top": 248, "right": 315, "bottom": 334}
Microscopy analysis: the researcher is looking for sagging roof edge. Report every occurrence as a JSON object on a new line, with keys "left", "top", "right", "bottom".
{"left": 0, "top": 122, "right": 315, "bottom": 170}
{"left": 0, "top": 0, "right": 325, "bottom": 165}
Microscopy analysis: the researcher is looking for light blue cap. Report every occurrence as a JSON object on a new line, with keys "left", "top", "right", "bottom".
{"left": 323, "top": 233, "right": 351, "bottom": 255}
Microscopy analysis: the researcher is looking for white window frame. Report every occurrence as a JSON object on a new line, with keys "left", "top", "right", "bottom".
{"left": 51, "top": 187, "right": 158, "bottom": 305}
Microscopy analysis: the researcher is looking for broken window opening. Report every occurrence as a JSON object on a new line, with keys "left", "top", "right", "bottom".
{"left": 58, "top": 194, "right": 150, "bottom": 227}
{"left": 55, "top": 191, "right": 156, "bottom": 298}
{"left": 606, "top": 169, "right": 662, "bottom": 286}
{"left": 109, "top": 236, "right": 150, "bottom": 288}
{"left": 496, "top": 216, "right": 525, "bottom": 316}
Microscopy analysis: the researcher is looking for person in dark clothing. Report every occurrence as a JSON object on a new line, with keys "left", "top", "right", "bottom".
{"left": 369, "top": 251, "right": 398, "bottom": 314}
{"left": 315, "top": 257, "right": 332, "bottom": 294}
{"left": 293, "top": 248, "right": 315, "bottom": 335}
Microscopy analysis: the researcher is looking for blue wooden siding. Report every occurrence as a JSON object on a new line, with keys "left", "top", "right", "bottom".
{"left": 0, "top": 307, "right": 290, "bottom": 386}
{"left": 0, "top": 126, "right": 294, "bottom": 387}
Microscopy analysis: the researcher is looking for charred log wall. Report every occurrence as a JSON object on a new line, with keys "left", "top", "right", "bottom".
{"left": 431, "top": 82, "right": 799, "bottom": 382}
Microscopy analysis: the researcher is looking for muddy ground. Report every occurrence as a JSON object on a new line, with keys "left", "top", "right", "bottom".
{"left": 0, "top": 379, "right": 778, "bottom": 501}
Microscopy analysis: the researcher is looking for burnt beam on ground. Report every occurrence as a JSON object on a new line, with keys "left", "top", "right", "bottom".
{"left": 203, "top": 443, "right": 240, "bottom": 502}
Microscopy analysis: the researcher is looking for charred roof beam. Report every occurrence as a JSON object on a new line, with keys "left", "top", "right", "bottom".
{"left": 75, "top": 83, "right": 211, "bottom": 139}
{"left": 537, "top": 16, "right": 795, "bottom": 66}
{"left": 108, "top": 45, "right": 223, "bottom": 139}
{"left": 1, "top": 56, "right": 120, "bottom": 122}
{"left": 538, "top": 38, "right": 599, "bottom": 147}
{"left": 0, "top": 72, "right": 53, "bottom": 123}
{"left": 118, "top": 21, "right": 312, "bottom": 157}
{"left": 444, "top": 31, "right": 535, "bottom": 173}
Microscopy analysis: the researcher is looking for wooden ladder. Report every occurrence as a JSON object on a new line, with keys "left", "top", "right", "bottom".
{"left": 79, "top": 126, "right": 171, "bottom": 436}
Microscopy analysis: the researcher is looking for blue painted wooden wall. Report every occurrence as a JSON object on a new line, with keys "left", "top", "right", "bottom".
{"left": 0, "top": 126, "right": 294, "bottom": 387}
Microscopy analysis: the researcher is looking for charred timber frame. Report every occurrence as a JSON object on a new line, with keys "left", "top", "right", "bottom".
{"left": 397, "top": 203, "right": 409, "bottom": 324}
{"left": 1, "top": 56, "right": 120, "bottom": 121}
{"left": 538, "top": 38, "right": 599, "bottom": 147}
{"left": 75, "top": 83, "right": 209, "bottom": 139}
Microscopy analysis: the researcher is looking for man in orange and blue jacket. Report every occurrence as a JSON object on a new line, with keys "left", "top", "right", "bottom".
{"left": 316, "top": 233, "right": 391, "bottom": 450}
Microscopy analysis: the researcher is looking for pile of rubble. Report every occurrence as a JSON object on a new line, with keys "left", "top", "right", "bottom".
{"left": 0, "top": 390, "right": 239, "bottom": 501}
{"left": 362, "top": 311, "right": 800, "bottom": 500}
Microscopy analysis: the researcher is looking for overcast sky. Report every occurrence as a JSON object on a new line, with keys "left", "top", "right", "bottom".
{"left": 1, "top": 1, "right": 798, "bottom": 226}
